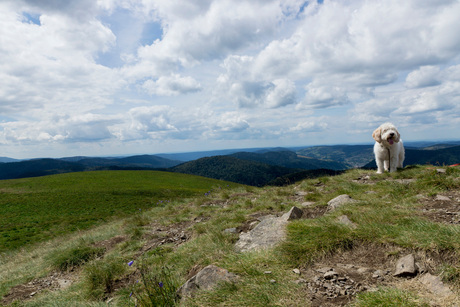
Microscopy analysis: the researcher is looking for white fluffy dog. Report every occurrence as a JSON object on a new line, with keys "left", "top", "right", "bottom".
{"left": 372, "top": 123, "right": 405, "bottom": 173}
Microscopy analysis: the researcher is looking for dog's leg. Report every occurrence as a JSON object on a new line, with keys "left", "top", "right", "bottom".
{"left": 376, "top": 159, "right": 385, "bottom": 174}
{"left": 389, "top": 156, "right": 398, "bottom": 172}
{"left": 398, "top": 147, "right": 405, "bottom": 169}
{"left": 383, "top": 160, "right": 389, "bottom": 172}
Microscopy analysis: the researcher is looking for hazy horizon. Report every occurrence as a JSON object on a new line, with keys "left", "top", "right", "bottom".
{"left": 2, "top": 138, "right": 460, "bottom": 161}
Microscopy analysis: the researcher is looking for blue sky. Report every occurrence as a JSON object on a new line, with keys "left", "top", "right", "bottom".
{"left": 1, "top": 0, "right": 460, "bottom": 159}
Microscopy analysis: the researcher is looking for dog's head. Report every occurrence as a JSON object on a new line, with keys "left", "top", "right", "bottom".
{"left": 372, "top": 123, "right": 400, "bottom": 146}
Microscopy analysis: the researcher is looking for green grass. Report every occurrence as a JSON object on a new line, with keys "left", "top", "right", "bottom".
{"left": 47, "top": 240, "right": 106, "bottom": 272}
{"left": 351, "top": 287, "right": 430, "bottom": 307}
{"left": 0, "top": 170, "right": 240, "bottom": 252}
{"left": 0, "top": 166, "right": 459, "bottom": 306}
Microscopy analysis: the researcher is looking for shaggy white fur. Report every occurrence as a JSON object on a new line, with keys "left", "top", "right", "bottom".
{"left": 372, "top": 123, "right": 405, "bottom": 174}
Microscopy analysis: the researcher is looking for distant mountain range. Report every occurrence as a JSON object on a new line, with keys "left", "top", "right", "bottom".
{"left": 0, "top": 155, "right": 181, "bottom": 180}
{"left": 1, "top": 143, "right": 459, "bottom": 185}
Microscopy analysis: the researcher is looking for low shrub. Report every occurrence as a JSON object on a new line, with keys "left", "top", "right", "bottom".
{"left": 49, "top": 242, "right": 105, "bottom": 271}
{"left": 84, "top": 256, "right": 126, "bottom": 300}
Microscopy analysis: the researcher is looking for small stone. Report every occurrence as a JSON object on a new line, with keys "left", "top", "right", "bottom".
{"left": 317, "top": 267, "right": 333, "bottom": 274}
{"left": 324, "top": 271, "right": 339, "bottom": 280}
{"left": 293, "top": 268, "right": 301, "bottom": 275}
{"left": 372, "top": 270, "right": 383, "bottom": 278}
{"left": 435, "top": 195, "right": 451, "bottom": 201}
{"left": 270, "top": 279, "right": 276, "bottom": 283}
{"left": 264, "top": 271, "right": 272, "bottom": 275}
{"left": 394, "top": 254, "right": 417, "bottom": 277}
{"left": 436, "top": 169, "right": 446, "bottom": 173}
{"left": 295, "top": 191, "right": 308, "bottom": 196}
{"left": 327, "top": 195, "right": 356, "bottom": 211}
{"left": 224, "top": 228, "right": 238, "bottom": 234}
{"left": 337, "top": 215, "right": 357, "bottom": 229}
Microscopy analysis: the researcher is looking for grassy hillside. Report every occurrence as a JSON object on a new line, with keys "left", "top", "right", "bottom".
{"left": 0, "top": 171, "right": 241, "bottom": 252}
{"left": 0, "top": 166, "right": 459, "bottom": 306}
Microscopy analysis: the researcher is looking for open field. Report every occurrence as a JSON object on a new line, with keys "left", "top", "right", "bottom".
{"left": 0, "top": 171, "right": 241, "bottom": 252}
{"left": 0, "top": 166, "right": 459, "bottom": 306}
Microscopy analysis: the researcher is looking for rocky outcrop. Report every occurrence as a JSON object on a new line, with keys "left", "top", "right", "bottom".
{"left": 235, "top": 206, "right": 303, "bottom": 252}
{"left": 420, "top": 273, "right": 455, "bottom": 297}
{"left": 177, "top": 265, "right": 238, "bottom": 298}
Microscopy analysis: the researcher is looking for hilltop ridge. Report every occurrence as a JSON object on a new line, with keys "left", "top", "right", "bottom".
{"left": 1, "top": 144, "right": 460, "bottom": 184}
{"left": 0, "top": 165, "right": 459, "bottom": 306}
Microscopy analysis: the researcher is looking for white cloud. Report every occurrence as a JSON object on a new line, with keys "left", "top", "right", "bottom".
{"left": 142, "top": 74, "right": 201, "bottom": 96}
{"left": 0, "top": 114, "right": 119, "bottom": 144}
{"left": 1, "top": 0, "right": 460, "bottom": 158}
{"left": 300, "top": 83, "right": 349, "bottom": 109}
{"left": 265, "top": 79, "right": 297, "bottom": 108}
{"left": 405, "top": 66, "right": 442, "bottom": 88}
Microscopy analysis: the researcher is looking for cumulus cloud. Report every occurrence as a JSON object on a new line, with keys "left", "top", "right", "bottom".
{"left": 0, "top": 114, "right": 119, "bottom": 144}
{"left": 300, "top": 83, "right": 349, "bottom": 109}
{"left": 218, "top": 56, "right": 298, "bottom": 108}
{"left": 290, "top": 120, "right": 328, "bottom": 133}
{"left": 0, "top": 0, "right": 121, "bottom": 118}
{"left": 405, "top": 66, "right": 442, "bottom": 88}
{"left": 1, "top": 0, "right": 460, "bottom": 157}
{"left": 142, "top": 74, "right": 201, "bottom": 96}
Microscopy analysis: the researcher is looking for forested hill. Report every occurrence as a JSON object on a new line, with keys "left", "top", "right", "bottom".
{"left": 229, "top": 150, "right": 347, "bottom": 170}
{"left": 170, "top": 155, "right": 299, "bottom": 187}
{"left": 296, "top": 145, "right": 374, "bottom": 168}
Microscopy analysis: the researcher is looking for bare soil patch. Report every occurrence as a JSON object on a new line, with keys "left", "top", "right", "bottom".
{"left": 418, "top": 191, "right": 460, "bottom": 224}
{"left": 1, "top": 272, "right": 74, "bottom": 305}
{"left": 301, "top": 205, "right": 327, "bottom": 219}
{"left": 138, "top": 220, "right": 194, "bottom": 255}
{"left": 295, "top": 244, "right": 458, "bottom": 306}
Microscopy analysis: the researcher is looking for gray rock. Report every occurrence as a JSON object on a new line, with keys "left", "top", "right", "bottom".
{"left": 372, "top": 270, "right": 383, "bottom": 278}
{"left": 435, "top": 195, "right": 451, "bottom": 201}
{"left": 235, "top": 207, "right": 301, "bottom": 252}
{"left": 235, "top": 216, "right": 287, "bottom": 252}
{"left": 301, "top": 201, "right": 315, "bottom": 207}
{"left": 177, "top": 265, "right": 238, "bottom": 298}
{"left": 295, "top": 191, "right": 309, "bottom": 196}
{"left": 327, "top": 195, "right": 356, "bottom": 211}
{"left": 324, "top": 270, "right": 338, "bottom": 280}
{"left": 394, "top": 254, "right": 417, "bottom": 277}
{"left": 224, "top": 227, "right": 238, "bottom": 234}
{"left": 420, "top": 273, "right": 454, "bottom": 297}
{"left": 280, "top": 206, "right": 303, "bottom": 221}
{"left": 337, "top": 215, "right": 357, "bottom": 229}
